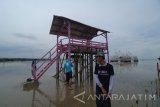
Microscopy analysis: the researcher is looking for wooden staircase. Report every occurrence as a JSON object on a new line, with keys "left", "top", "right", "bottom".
{"left": 32, "top": 38, "right": 107, "bottom": 80}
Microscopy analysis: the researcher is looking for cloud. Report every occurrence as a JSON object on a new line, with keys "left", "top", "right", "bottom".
{"left": 13, "top": 33, "right": 37, "bottom": 41}
{"left": 0, "top": 0, "right": 160, "bottom": 59}
{"left": 0, "top": 44, "right": 47, "bottom": 58}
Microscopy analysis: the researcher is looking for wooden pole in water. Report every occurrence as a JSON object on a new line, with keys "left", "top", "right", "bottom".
{"left": 90, "top": 53, "right": 93, "bottom": 80}
{"left": 105, "top": 32, "right": 109, "bottom": 63}
{"left": 56, "top": 35, "right": 59, "bottom": 79}
{"left": 74, "top": 53, "right": 78, "bottom": 82}
{"left": 66, "top": 52, "right": 68, "bottom": 59}
{"left": 85, "top": 53, "right": 87, "bottom": 79}
{"left": 82, "top": 53, "right": 84, "bottom": 82}
{"left": 80, "top": 53, "right": 82, "bottom": 83}
{"left": 67, "top": 21, "right": 71, "bottom": 59}
{"left": 86, "top": 53, "right": 89, "bottom": 77}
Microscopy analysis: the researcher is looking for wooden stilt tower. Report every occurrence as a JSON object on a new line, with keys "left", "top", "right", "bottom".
{"left": 31, "top": 15, "right": 110, "bottom": 82}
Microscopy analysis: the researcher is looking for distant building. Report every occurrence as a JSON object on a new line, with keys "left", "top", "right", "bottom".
{"left": 110, "top": 51, "right": 138, "bottom": 63}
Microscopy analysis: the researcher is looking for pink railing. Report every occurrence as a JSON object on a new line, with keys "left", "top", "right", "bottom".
{"left": 32, "top": 40, "right": 66, "bottom": 80}
{"left": 69, "top": 38, "right": 107, "bottom": 49}
{"left": 35, "top": 44, "right": 57, "bottom": 72}
{"left": 32, "top": 37, "right": 107, "bottom": 80}
{"left": 58, "top": 38, "right": 107, "bottom": 49}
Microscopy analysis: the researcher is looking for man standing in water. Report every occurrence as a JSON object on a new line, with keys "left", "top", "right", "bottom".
{"left": 64, "top": 59, "right": 73, "bottom": 89}
{"left": 31, "top": 60, "right": 37, "bottom": 80}
{"left": 94, "top": 52, "right": 114, "bottom": 107}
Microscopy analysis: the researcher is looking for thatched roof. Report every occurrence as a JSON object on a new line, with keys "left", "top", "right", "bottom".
{"left": 50, "top": 15, "right": 109, "bottom": 40}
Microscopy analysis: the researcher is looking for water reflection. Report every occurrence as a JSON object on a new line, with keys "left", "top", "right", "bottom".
{"left": 23, "top": 78, "right": 160, "bottom": 107}
{"left": 23, "top": 77, "right": 96, "bottom": 107}
{"left": 23, "top": 81, "right": 59, "bottom": 107}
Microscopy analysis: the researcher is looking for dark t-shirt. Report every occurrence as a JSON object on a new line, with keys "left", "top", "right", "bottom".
{"left": 94, "top": 63, "right": 114, "bottom": 94}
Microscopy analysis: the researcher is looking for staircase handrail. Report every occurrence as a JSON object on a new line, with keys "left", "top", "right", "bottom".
{"left": 32, "top": 37, "right": 108, "bottom": 80}
{"left": 35, "top": 40, "right": 63, "bottom": 71}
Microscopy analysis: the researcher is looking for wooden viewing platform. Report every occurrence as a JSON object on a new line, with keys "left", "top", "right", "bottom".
{"left": 31, "top": 15, "right": 110, "bottom": 82}
{"left": 58, "top": 38, "right": 107, "bottom": 54}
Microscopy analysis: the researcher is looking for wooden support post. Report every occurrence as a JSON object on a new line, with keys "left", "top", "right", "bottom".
{"left": 66, "top": 52, "right": 68, "bottom": 59}
{"left": 60, "top": 53, "right": 65, "bottom": 72}
{"left": 56, "top": 35, "right": 59, "bottom": 79}
{"left": 67, "top": 21, "right": 71, "bottom": 59}
{"left": 82, "top": 53, "right": 84, "bottom": 82}
{"left": 86, "top": 53, "right": 89, "bottom": 77}
{"left": 74, "top": 53, "right": 78, "bottom": 82}
{"left": 90, "top": 53, "right": 93, "bottom": 80}
{"left": 105, "top": 33, "right": 109, "bottom": 63}
{"left": 80, "top": 53, "right": 82, "bottom": 83}
{"left": 84, "top": 53, "right": 87, "bottom": 78}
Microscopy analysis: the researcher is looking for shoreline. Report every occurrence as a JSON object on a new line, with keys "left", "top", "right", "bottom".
{"left": 0, "top": 58, "right": 157, "bottom": 62}
{"left": 0, "top": 58, "right": 47, "bottom": 62}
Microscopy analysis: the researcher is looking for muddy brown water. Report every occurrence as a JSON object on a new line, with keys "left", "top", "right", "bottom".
{"left": 0, "top": 60, "right": 159, "bottom": 107}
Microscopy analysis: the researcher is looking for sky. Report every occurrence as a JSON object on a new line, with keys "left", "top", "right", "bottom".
{"left": 0, "top": 0, "right": 160, "bottom": 59}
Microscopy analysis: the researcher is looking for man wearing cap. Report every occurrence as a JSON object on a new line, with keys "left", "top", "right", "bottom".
{"left": 94, "top": 52, "right": 114, "bottom": 107}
